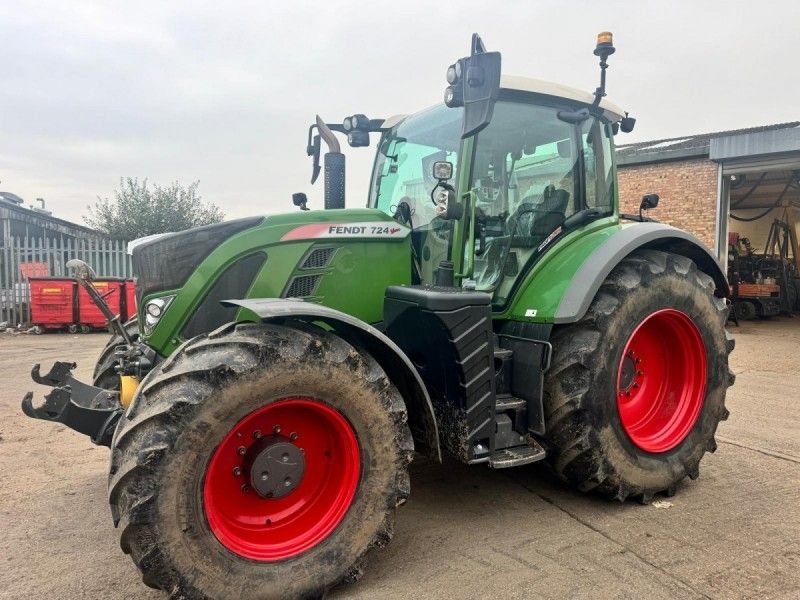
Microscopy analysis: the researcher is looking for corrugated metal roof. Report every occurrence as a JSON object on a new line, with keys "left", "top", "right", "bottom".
{"left": 617, "top": 121, "right": 800, "bottom": 165}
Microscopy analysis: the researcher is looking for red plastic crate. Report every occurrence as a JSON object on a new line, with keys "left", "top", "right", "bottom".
{"left": 123, "top": 280, "right": 137, "bottom": 322}
{"left": 78, "top": 278, "right": 124, "bottom": 329}
{"left": 29, "top": 278, "right": 77, "bottom": 330}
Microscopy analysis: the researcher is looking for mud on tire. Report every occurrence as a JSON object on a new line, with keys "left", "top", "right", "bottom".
{"left": 543, "top": 249, "right": 735, "bottom": 502}
{"left": 108, "top": 322, "right": 413, "bottom": 600}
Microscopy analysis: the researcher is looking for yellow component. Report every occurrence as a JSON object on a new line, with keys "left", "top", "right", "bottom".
{"left": 42, "top": 288, "right": 63, "bottom": 293}
{"left": 120, "top": 375, "right": 140, "bottom": 409}
{"left": 597, "top": 31, "right": 613, "bottom": 45}
{"left": 94, "top": 282, "right": 109, "bottom": 288}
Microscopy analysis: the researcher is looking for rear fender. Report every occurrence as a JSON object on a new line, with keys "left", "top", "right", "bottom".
{"left": 555, "top": 222, "right": 729, "bottom": 324}
{"left": 223, "top": 298, "right": 441, "bottom": 461}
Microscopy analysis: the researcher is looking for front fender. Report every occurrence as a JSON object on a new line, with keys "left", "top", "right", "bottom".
{"left": 223, "top": 298, "right": 441, "bottom": 461}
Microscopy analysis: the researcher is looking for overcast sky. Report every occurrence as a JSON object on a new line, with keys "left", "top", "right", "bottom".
{"left": 2, "top": 0, "right": 799, "bottom": 224}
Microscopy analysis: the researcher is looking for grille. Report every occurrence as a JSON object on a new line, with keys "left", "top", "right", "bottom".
{"left": 300, "top": 247, "right": 336, "bottom": 269}
{"left": 284, "top": 275, "right": 321, "bottom": 298}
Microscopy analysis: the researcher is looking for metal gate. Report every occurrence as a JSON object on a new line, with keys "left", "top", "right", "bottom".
{"left": 0, "top": 236, "right": 131, "bottom": 328}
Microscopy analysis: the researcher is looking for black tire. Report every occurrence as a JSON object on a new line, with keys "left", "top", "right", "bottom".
{"left": 108, "top": 322, "right": 413, "bottom": 600}
{"left": 793, "top": 277, "right": 800, "bottom": 312}
{"left": 734, "top": 300, "right": 757, "bottom": 321}
{"left": 92, "top": 318, "right": 139, "bottom": 390}
{"left": 543, "top": 249, "right": 735, "bottom": 502}
{"left": 784, "top": 276, "right": 798, "bottom": 313}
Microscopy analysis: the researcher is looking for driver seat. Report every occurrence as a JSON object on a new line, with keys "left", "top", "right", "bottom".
{"left": 508, "top": 187, "right": 570, "bottom": 249}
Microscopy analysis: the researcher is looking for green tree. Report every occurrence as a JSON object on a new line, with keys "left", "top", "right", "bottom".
{"left": 84, "top": 178, "right": 224, "bottom": 240}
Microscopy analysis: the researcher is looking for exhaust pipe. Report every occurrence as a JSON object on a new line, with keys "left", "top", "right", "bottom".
{"left": 315, "top": 115, "right": 345, "bottom": 210}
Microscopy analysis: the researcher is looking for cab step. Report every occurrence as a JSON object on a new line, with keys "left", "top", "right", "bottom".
{"left": 488, "top": 438, "right": 547, "bottom": 469}
{"left": 495, "top": 395, "right": 526, "bottom": 412}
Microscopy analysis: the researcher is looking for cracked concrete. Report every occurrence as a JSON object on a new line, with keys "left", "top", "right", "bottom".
{"left": 1, "top": 318, "right": 798, "bottom": 599}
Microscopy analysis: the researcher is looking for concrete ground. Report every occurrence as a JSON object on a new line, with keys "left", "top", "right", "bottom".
{"left": 0, "top": 319, "right": 798, "bottom": 599}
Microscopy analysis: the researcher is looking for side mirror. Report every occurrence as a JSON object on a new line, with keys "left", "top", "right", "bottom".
{"left": 620, "top": 114, "right": 636, "bottom": 133}
{"left": 444, "top": 34, "right": 502, "bottom": 139}
{"left": 640, "top": 193, "right": 659, "bottom": 210}
{"left": 432, "top": 161, "right": 453, "bottom": 182}
{"left": 292, "top": 192, "right": 310, "bottom": 211}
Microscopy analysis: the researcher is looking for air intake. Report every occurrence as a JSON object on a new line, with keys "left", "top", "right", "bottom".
{"left": 284, "top": 275, "right": 321, "bottom": 298}
{"left": 300, "top": 247, "right": 336, "bottom": 270}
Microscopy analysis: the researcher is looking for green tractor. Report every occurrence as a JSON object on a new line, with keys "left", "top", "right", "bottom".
{"left": 23, "top": 33, "right": 733, "bottom": 599}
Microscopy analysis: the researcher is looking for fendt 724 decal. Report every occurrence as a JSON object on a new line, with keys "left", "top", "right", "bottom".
{"left": 281, "top": 222, "right": 411, "bottom": 241}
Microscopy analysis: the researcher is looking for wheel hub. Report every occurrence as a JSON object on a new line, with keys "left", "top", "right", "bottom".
{"left": 618, "top": 352, "right": 640, "bottom": 393}
{"left": 244, "top": 435, "right": 305, "bottom": 499}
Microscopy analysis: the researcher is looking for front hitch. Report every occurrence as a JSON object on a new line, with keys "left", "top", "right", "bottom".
{"left": 22, "top": 361, "right": 122, "bottom": 446}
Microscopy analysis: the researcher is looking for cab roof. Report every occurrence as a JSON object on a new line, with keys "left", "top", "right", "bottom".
{"left": 500, "top": 74, "right": 625, "bottom": 121}
{"left": 381, "top": 75, "right": 627, "bottom": 130}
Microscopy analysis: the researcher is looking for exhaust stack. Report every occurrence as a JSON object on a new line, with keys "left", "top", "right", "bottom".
{"left": 315, "top": 116, "right": 345, "bottom": 210}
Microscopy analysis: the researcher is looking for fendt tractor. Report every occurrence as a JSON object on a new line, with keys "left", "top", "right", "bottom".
{"left": 22, "top": 33, "right": 734, "bottom": 599}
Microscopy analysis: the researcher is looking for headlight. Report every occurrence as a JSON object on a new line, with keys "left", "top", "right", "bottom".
{"left": 143, "top": 295, "right": 175, "bottom": 334}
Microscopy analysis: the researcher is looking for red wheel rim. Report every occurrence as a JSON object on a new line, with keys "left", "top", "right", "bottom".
{"left": 616, "top": 309, "right": 707, "bottom": 453}
{"left": 203, "top": 398, "right": 360, "bottom": 561}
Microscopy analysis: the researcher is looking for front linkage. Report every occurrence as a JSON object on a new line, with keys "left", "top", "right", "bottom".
{"left": 22, "top": 361, "right": 121, "bottom": 446}
{"left": 21, "top": 259, "right": 143, "bottom": 446}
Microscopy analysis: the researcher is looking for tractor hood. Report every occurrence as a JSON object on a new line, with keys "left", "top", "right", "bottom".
{"left": 130, "top": 217, "right": 264, "bottom": 305}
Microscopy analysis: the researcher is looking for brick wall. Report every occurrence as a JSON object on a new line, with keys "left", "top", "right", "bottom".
{"left": 617, "top": 158, "right": 719, "bottom": 251}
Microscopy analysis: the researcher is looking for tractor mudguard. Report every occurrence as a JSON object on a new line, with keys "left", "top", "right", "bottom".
{"left": 554, "top": 222, "right": 729, "bottom": 324}
{"left": 223, "top": 298, "right": 441, "bottom": 461}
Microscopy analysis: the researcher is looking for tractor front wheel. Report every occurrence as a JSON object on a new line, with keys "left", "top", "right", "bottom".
{"left": 543, "top": 250, "right": 735, "bottom": 502}
{"left": 108, "top": 322, "right": 413, "bottom": 599}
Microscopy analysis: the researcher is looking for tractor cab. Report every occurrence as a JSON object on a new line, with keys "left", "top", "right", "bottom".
{"left": 369, "top": 76, "right": 624, "bottom": 306}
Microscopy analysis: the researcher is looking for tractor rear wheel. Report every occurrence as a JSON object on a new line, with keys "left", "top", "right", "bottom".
{"left": 543, "top": 250, "right": 735, "bottom": 502}
{"left": 92, "top": 318, "right": 139, "bottom": 390}
{"left": 108, "top": 322, "right": 412, "bottom": 600}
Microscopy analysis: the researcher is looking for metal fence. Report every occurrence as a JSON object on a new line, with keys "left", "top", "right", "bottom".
{"left": 0, "top": 236, "right": 131, "bottom": 328}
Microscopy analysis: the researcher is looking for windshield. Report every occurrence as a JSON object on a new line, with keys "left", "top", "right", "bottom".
{"left": 370, "top": 105, "right": 463, "bottom": 283}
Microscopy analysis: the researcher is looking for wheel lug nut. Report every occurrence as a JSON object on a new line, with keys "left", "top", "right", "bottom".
{"left": 237, "top": 445, "right": 247, "bottom": 456}
{"left": 253, "top": 430, "right": 262, "bottom": 439}
{"left": 241, "top": 483, "right": 249, "bottom": 493}
{"left": 273, "top": 424, "right": 281, "bottom": 434}
{"left": 284, "top": 477, "right": 292, "bottom": 487}
{"left": 232, "top": 467, "right": 242, "bottom": 476}
{"left": 260, "top": 471, "right": 269, "bottom": 481}
{"left": 289, "top": 432, "right": 299, "bottom": 441}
